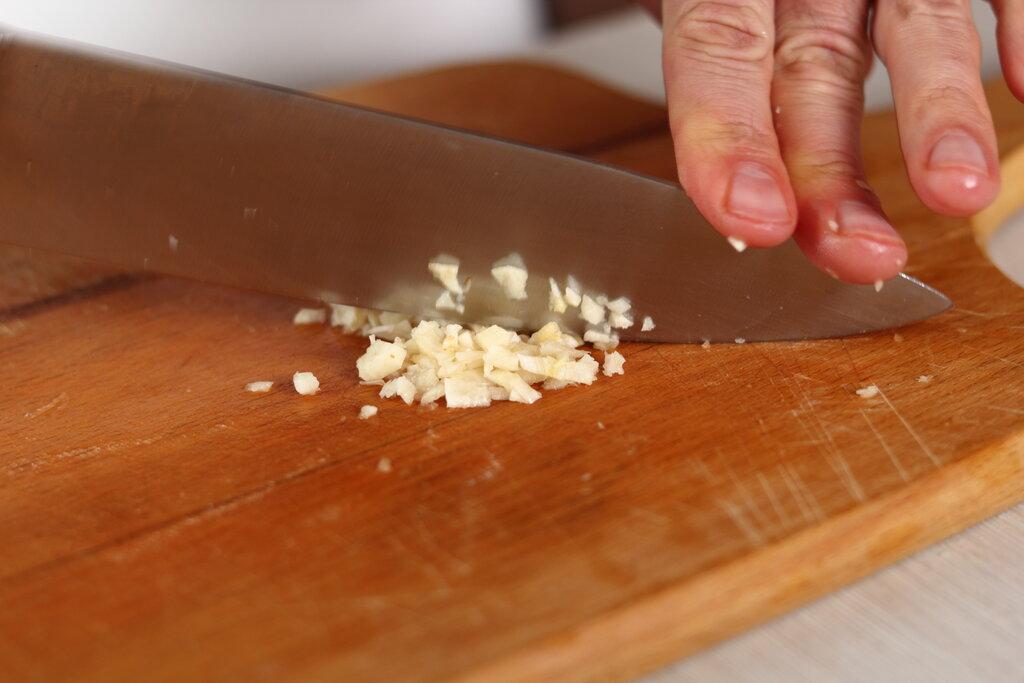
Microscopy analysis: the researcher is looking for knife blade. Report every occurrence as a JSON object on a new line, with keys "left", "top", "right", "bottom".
{"left": 0, "top": 29, "right": 950, "bottom": 342}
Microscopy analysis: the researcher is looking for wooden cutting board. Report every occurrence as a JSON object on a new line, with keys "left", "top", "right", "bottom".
{"left": 1, "top": 62, "right": 1023, "bottom": 682}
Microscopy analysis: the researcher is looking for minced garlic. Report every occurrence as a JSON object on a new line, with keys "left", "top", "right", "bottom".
{"left": 579, "top": 295, "right": 606, "bottom": 326}
{"left": 548, "top": 277, "right": 567, "bottom": 313}
{"left": 491, "top": 253, "right": 529, "bottom": 300}
{"left": 856, "top": 385, "right": 879, "bottom": 398}
{"left": 602, "top": 351, "right": 625, "bottom": 376}
{"left": 293, "top": 372, "right": 320, "bottom": 395}
{"left": 428, "top": 255, "right": 463, "bottom": 296}
{"left": 293, "top": 308, "right": 327, "bottom": 325}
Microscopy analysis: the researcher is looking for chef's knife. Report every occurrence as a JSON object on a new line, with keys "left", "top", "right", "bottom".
{"left": 0, "top": 29, "right": 950, "bottom": 342}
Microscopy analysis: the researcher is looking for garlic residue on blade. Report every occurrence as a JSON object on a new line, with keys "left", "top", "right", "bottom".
{"left": 491, "top": 253, "right": 528, "bottom": 301}
{"left": 329, "top": 304, "right": 367, "bottom": 333}
{"left": 428, "top": 254, "right": 463, "bottom": 296}
{"left": 548, "top": 277, "right": 567, "bottom": 314}
{"left": 583, "top": 325, "right": 618, "bottom": 351}
{"left": 293, "top": 372, "right": 320, "bottom": 395}
{"left": 245, "top": 381, "right": 274, "bottom": 393}
{"left": 579, "top": 295, "right": 606, "bottom": 326}
{"left": 435, "top": 290, "right": 465, "bottom": 314}
{"left": 293, "top": 308, "right": 327, "bottom": 325}
{"left": 564, "top": 276, "right": 582, "bottom": 308}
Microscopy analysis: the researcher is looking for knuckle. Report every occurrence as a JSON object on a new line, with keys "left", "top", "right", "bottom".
{"left": 672, "top": 110, "right": 775, "bottom": 152}
{"left": 774, "top": 24, "right": 871, "bottom": 91}
{"left": 798, "top": 153, "right": 861, "bottom": 180}
{"left": 788, "top": 149, "right": 863, "bottom": 187}
{"left": 877, "top": 0, "right": 979, "bottom": 63}
{"left": 911, "top": 82, "right": 984, "bottom": 120}
{"left": 671, "top": 1, "right": 773, "bottom": 65}
{"left": 892, "top": 0, "right": 971, "bottom": 22}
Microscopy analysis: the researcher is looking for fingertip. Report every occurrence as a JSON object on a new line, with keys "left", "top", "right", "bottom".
{"left": 798, "top": 232, "right": 908, "bottom": 284}
{"left": 794, "top": 200, "right": 908, "bottom": 284}
{"left": 917, "top": 169, "right": 1000, "bottom": 217}
{"left": 717, "top": 160, "right": 797, "bottom": 248}
{"left": 914, "top": 129, "right": 1000, "bottom": 216}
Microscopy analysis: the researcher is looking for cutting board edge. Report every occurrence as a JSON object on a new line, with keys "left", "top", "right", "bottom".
{"left": 454, "top": 431, "right": 1024, "bottom": 683}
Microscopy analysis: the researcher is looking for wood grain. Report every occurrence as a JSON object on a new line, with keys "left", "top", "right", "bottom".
{"left": 1, "top": 64, "right": 1023, "bottom": 682}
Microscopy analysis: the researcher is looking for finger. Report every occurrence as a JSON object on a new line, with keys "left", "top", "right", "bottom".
{"left": 662, "top": 0, "right": 797, "bottom": 249}
{"left": 773, "top": 0, "right": 906, "bottom": 284}
{"left": 992, "top": 0, "right": 1024, "bottom": 100}
{"left": 874, "top": 0, "right": 1000, "bottom": 217}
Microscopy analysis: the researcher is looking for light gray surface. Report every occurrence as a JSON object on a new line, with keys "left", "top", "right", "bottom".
{"left": 646, "top": 505, "right": 1024, "bottom": 683}
{"left": 0, "top": 0, "right": 547, "bottom": 89}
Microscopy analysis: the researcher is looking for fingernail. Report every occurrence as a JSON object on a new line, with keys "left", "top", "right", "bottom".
{"left": 834, "top": 201, "right": 903, "bottom": 246}
{"left": 726, "top": 162, "right": 790, "bottom": 222}
{"left": 928, "top": 131, "right": 988, "bottom": 175}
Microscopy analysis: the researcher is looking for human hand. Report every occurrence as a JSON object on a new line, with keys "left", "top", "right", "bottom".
{"left": 640, "top": 0, "right": 1023, "bottom": 283}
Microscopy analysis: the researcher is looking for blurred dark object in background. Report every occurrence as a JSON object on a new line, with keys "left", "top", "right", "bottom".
{"left": 547, "top": 0, "right": 634, "bottom": 27}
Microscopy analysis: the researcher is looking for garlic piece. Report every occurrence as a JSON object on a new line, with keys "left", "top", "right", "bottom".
{"left": 491, "top": 253, "right": 528, "bottom": 301}
{"left": 485, "top": 369, "right": 542, "bottom": 404}
{"left": 428, "top": 255, "right": 463, "bottom": 296}
{"left": 435, "top": 290, "right": 465, "bottom": 314}
{"left": 583, "top": 326, "right": 618, "bottom": 351}
{"left": 579, "top": 295, "right": 606, "bottom": 325}
{"left": 564, "top": 276, "right": 582, "bottom": 307}
{"left": 444, "top": 377, "right": 492, "bottom": 408}
{"left": 356, "top": 337, "right": 408, "bottom": 381}
{"left": 641, "top": 316, "right": 656, "bottom": 332}
{"left": 602, "top": 351, "right": 626, "bottom": 376}
{"left": 380, "top": 375, "right": 417, "bottom": 405}
{"left": 609, "top": 311, "right": 633, "bottom": 330}
{"left": 245, "top": 381, "right": 273, "bottom": 393}
{"left": 293, "top": 372, "right": 320, "bottom": 395}
{"left": 606, "top": 297, "right": 631, "bottom": 314}
{"left": 856, "top": 384, "right": 880, "bottom": 398}
{"left": 727, "top": 236, "right": 747, "bottom": 253}
{"left": 548, "top": 277, "right": 567, "bottom": 313}
{"left": 293, "top": 308, "right": 326, "bottom": 325}
{"left": 329, "top": 304, "right": 367, "bottom": 333}
{"left": 529, "top": 321, "right": 564, "bottom": 345}
{"left": 359, "top": 404, "right": 379, "bottom": 419}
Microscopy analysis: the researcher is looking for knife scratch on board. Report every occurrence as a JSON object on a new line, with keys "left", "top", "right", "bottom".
{"left": 860, "top": 409, "right": 910, "bottom": 483}
{"left": 716, "top": 499, "right": 766, "bottom": 547}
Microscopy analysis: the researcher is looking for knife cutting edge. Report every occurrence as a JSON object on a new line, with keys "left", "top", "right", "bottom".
{"left": 0, "top": 28, "right": 951, "bottom": 342}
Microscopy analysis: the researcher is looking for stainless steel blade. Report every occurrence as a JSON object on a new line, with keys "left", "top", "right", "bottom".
{"left": 0, "top": 30, "right": 950, "bottom": 342}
